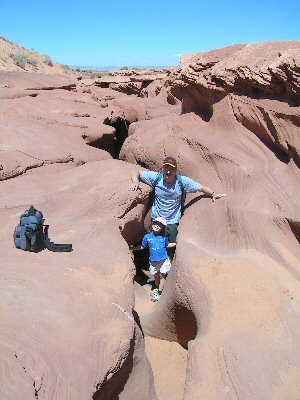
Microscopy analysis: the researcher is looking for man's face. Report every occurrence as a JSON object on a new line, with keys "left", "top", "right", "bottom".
{"left": 163, "top": 163, "right": 177, "bottom": 180}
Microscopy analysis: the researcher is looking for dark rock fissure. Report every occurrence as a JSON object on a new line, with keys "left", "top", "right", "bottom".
{"left": 104, "top": 117, "right": 129, "bottom": 157}
{"left": 15, "top": 353, "right": 43, "bottom": 399}
{"left": 181, "top": 86, "right": 213, "bottom": 122}
{"left": 287, "top": 219, "right": 300, "bottom": 245}
{"left": 174, "top": 305, "right": 197, "bottom": 347}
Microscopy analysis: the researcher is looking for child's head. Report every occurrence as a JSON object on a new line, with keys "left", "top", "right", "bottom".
{"left": 152, "top": 217, "right": 168, "bottom": 235}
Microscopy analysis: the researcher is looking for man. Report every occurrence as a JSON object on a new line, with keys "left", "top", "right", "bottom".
{"left": 131, "top": 156, "right": 226, "bottom": 243}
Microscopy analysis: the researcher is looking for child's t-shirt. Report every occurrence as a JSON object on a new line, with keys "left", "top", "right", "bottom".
{"left": 142, "top": 232, "right": 169, "bottom": 262}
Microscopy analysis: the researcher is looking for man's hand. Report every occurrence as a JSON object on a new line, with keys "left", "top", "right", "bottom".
{"left": 212, "top": 193, "right": 226, "bottom": 202}
{"left": 130, "top": 182, "right": 141, "bottom": 191}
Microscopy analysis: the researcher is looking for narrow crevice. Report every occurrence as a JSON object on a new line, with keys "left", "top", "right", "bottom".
{"left": 131, "top": 223, "right": 194, "bottom": 399}
{"left": 92, "top": 337, "right": 134, "bottom": 400}
{"left": 15, "top": 353, "right": 43, "bottom": 399}
{"left": 132, "top": 238, "right": 197, "bottom": 345}
{"left": 33, "top": 377, "right": 43, "bottom": 399}
{"left": 132, "top": 246, "right": 151, "bottom": 286}
{"left": 132, "top": 248, "right": 191, "bottom": 398}
{"left": 103, "top": 116, "right": 129, "bottom": 157}
{"left": 25, "top": 84, "right": 76, "bottom": 91}
{"left": 81, "top": 133, "right": 115, "bottom": 155}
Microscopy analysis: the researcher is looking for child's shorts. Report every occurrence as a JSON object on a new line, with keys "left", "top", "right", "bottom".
{"left": 149, "top": 258, "right": 171, "bottom": 275}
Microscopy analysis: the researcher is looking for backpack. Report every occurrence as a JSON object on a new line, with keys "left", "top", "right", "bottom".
{"left": 13, "top": 206, "right": 73, "bottom": 253}
{"left": 13, "top": 206, "right": 45, "bottom": 252}
{"left": 152, "top": 172, "right": 186, "bottom": 215}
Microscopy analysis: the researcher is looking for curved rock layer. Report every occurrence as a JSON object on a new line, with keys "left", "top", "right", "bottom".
{"left": 1, "top": 41, "right": 300, "bottom": 400}
{"left": 0, "top": 160, "right": 156, "bottom": 400}
{"left": 121, "top": 41, "right": 300, "bottom": 400}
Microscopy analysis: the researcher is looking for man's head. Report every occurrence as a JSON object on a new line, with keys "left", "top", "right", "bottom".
{"left": 163, "top": 156, "right": 177, "bottom": 169}
{"left": 162, "top": 156, "right": 177, "bottom": 182}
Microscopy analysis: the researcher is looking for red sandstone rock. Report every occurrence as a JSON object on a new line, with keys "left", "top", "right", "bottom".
{"left": 0, "top": 73, "right": 116, "bottom": 180}
{"left": 124, "top": 42, "right": 300, "bottom": 400}
{"left": 1, "top": 41, "right": 300, "bottom": 400}
{"left": 94, "top": 71, "right": 167, "bottom": 96}
{"left": 0, "top": 160, "right": 156, "bottom": 400}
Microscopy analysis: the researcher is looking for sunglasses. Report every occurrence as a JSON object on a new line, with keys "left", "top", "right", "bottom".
{"left": 163, "top": 163, "right": 176, "bottom": 169}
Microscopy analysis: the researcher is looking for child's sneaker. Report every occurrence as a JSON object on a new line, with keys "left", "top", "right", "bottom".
{"left": 150, "top": 288, "right": 161, "bottom": 302}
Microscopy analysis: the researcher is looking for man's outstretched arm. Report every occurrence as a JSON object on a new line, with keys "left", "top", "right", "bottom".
{"left": 199, "top": 185, "right": 226, "bottom": 202}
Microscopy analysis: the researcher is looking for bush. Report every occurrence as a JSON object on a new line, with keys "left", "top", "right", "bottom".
{"left": 9, "top": 52, "right": 38, "bottom": 69}
{"left": 120, "top": 66, "right": 128, "bottom": 70}
{"left": 62, "top": 64, "right": 70, "bottom": 70}
{"left": 44, "top": 55, "right": 53, "bottom": 67}
{"left": 27, "top": 57, "right": 38, "bottom": 68}
{"left": 90, "top": 72, "right": 103, "bottom": 79}
{"left": 9, "top": 52, "right": 28, "bottom": 69}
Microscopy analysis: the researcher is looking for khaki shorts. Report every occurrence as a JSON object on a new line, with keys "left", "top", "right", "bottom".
{"left": 149, "top": 258, "right": 171, "bottom": 275}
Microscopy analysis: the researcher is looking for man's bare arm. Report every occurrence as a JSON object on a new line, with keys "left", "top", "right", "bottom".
{"left": 130, "top": 171, "right": 141, "bottom": 191}
{"left": 200, "top": 185, "right": 226, "bottom": 202}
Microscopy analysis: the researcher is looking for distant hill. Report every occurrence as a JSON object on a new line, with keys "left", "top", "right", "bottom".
{"left": 72, "top": 65, "right": 170, "bottom": 72}
{"left": 0, "top": 36, "right": 77, "bottom": 75}
{"left": 0, "top": 36, "right": 171, "bottom": 75}
{"left": 72, "top": 66, "right": 119, "bottom": 72}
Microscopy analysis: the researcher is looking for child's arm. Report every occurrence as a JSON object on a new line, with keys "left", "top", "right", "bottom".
{"left": 129, "top": 244, "right": 146, "bottom": 251}
{"left": 167, "top": 242, "right": 176, "bottom": 248}
{"left": 130, "top": 234, "right": 148, "bottom": 251}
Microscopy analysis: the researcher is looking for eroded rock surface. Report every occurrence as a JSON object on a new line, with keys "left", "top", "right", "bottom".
{"left": 1, "top": 41, "right": 300, "bottom": 400}
{"left": 122, "top": 41, "right": 300, "bottom": 400}
{"left": 0, "top": 160, "right": 155, "bottom": 400}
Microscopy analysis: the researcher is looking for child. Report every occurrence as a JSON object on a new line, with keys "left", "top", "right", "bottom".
{"left": 132, "top": 217, "right": 175, "bottom": 301}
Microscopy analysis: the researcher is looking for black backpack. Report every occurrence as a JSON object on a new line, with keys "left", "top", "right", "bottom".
{"left": 13, "top": 206, "right": 45, "bottom": 252}
{"left": 152, "top": 172, "right": 186, "bottom": 214}
{"left": 13, "top": 206, "right": 72, "bottom": 253}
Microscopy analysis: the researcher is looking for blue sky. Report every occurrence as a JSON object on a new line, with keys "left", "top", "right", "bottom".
{"left": 1, "top": 0, "right": 299, "bottom": 67}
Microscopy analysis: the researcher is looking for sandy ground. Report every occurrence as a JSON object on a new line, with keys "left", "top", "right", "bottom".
{"left": 134, "top": 282, "right": 187, "bottom": 400}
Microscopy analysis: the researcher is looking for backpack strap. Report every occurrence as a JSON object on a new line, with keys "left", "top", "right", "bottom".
{"left": 152, "top": 172, "right": 163, "bottom": 188}
{"left": 177, "top": 175, "right": 186, "bottom": 212}
{"left": 176, "top": 174, "right": 184, "bottom": 192}
{"left": 152, "top": 172, "right": 163, "bottom": 209}
{"left": 43, "top": 225, "right": 73, "bottom": 252}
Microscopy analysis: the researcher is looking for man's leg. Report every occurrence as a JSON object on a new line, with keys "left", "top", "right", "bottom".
{"left": 167, "top": 223, "right": 178, "bottom": 243}
{"left": 167, "top": 223, "right": 178, "bottom": 260}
